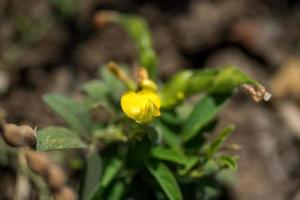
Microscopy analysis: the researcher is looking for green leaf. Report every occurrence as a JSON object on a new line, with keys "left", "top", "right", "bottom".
{"left": 161, "top": 66, "right": 258, "bottom": 109}
{"left": 208, "top": 66, "right": 257, "bottom": 94}
{"left": 43, "top": 94, "right": 91, "bottom": 135}
{"left": 89, "top": 158, "right": 123, "bottom": 200}
{"left": 216, "top": 169, "right": 236, "bottom": 187}
{"left": 107, "top": 181, "right": 125, "bottom": 200}
{"left": 147, "top": 161, "right": 183, "bottom": 200}
{"left": 100, "top": 158, "right": 123, "bottom": 188}
{"left": 82, "top": 80, "right": 108, "bottom": 102}
{"left": 150, "top": 147, "right": 187, "bottom": 165}
{"left": 93, "top": 126, "right": 127, "bottom": 143}
{"left": 181, "top": 95, "right": 229, "bottom": 142}
{"left": 37, "top": 127, "right": 87, "bottom": 151}
{"left": 206, "top": 125, "right": 235, "bottom": 158}
{"left": 118, "top": 14, "right": 158, "bottom": 79}
{"left": 218, "top": 155, "right": 238, "bottom": 171}
{"left": 155, "top": 121, "right": 181, "bottom": 147}
{"left": 178, "top": 156, "right": 199, "bottom": 176}
{"left": 161, "top": 70, "right": 193, "bottom": 108}
{"left": 99, "top": 67, "right": 126, "bottom": 102}
{"left": 185, "top": 69, "right": 219, "bottom": 95}
{"left": 80, "top": 149, "right": 102, "bottom": 200}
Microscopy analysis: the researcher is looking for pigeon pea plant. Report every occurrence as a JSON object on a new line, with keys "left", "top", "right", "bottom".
{"left": 1, "top": 12, "right": 271, "bottom": 200}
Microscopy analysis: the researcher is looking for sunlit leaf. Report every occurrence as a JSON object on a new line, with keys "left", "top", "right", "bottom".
{"left": 37, "top": 127, "right": 87, "bottom": 151}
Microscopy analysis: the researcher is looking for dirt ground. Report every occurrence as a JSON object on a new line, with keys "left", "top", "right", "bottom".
{"left": 1, "top": 0, "right": 300, "bottom": 199}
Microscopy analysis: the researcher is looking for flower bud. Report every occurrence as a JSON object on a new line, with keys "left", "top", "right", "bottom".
{"left": 53, "top": 186, "right": 77, "bottom": 200}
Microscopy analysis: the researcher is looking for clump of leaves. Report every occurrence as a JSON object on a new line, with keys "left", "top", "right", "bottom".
{"left": 36, "top": 12, "right": 269, "bottom": 200}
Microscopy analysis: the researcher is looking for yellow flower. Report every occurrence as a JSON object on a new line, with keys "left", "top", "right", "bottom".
{"left": 121, "top": 90, "right": 161, "bottom": 123}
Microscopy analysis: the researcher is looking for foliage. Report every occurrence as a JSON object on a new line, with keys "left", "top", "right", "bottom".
{"left": 31, "top": 12, "right": 266, "bottom": 200}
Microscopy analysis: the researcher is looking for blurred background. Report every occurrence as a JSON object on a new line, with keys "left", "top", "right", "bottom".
{"left": 1, "top": 0, "right": 300, "bottom": 199}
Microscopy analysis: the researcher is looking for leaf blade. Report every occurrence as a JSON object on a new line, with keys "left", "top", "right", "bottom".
{"left": 80, "top": 149, "right": 102, "bottom": 200}
{"left": 181, "top": 95, "right": 229, "bottom": 142}
{"left": 150, "top": 147, "right": 187, "bottom": 165}
{"left": 37, "top": 127, "right": 87, "bottom": 151}
{"left": 147, "top": 161, "right": 183, "bottom": 200}
{"left": 89, "top": 158, "right": 123, "bottom": 200}
{"left": 43, "top": 94, "right": 91, "bottom": 135}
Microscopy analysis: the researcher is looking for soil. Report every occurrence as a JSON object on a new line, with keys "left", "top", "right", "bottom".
{"left": 1, "top": 0, "right": 300, "bottom": 199}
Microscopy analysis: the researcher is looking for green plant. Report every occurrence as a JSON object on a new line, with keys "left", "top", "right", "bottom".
{"left": 0, "top": 12, "right": 271, "bottom": 200}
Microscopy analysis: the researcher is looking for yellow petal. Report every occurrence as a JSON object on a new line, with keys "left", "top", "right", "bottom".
{"left": 120, "top": 90, "right": 161, "bottom": 123}
{"left": 138, "top": 90, "right": 161, "bottom": 108}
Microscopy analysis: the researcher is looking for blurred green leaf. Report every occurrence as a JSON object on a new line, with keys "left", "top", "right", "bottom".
{"left": 100, "top": 158, "right": 123, "bottom": 188}
{"left": 206, "top": 125, "right": 235, "bottom": 158}
{"left": 178, "top": 157, "right": 199, "bottom": 176}
{"left": 118, "top": 14, "right": 158, "bottom": 79}
{"left": 161, "top": 71, "right": 193, "bottom": 108}
{"left": 201, "top": 186, "right": 219, "bottom": 200}
{"left": 93, "top": 126, "right": 127, "bottom": 143}
{"left": 127, "top": 137, "right": 152, "bottom": 168}
{"left": 161, "top": 66, "right": 258, "bottom": 108}
{"left": 203, "top": 160, "right": 219, "bottom": 175}
{"left": 160, "top": 111, "right": 182, "bottom": 125}
{"left": 99, "top": 67, "right": 126, "bottom": 102}
{"left": 208, "top": 66, "right": 257, "bottom": 94}
{"left": 181, "top": 95, "right": 228, "bottom": 142}
{"left": 107, "top": 181, "right": 126, "bottom": 200}
{"left": 147, "top": 161, "right": 183, "bottom": 200}
{"left": 37, "top": 127, "right": 87, "bottom": 151}
{"left": 82, "top": 80, "right": 108, "bottom": 102}
{"left": 150, "top": 147, "right": 187, "bottom": 165}
{"left": 89, "top": 158, "right": 123, "bottom": 200}
{"left": 43, "top": 94, "right": 91, "bottom": 135}
{"left": 50, "top": 0, "right": 78, "bottom": 19}
{"left": 216, "top": 169, "right": 236, "bottom": 187}
{"left": 80, "top": 149, "right": 102, "bottom": 200}
{"left": 155, "top": 121, "right": 181, "bottom": 147}
{"left": 218, "top": 155, "right": 238, "bottom": 171}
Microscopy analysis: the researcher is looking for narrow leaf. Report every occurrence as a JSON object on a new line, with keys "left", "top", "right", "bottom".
{"left": 150, "top": 147, "right": 187, "bottom": 165}
{"left": 218, "top": 155, "right": 238, "bottom": 171}
{"left": 181, "top": 95, "right": 229, "bottom": 142}
{"left": 89, "top": 158, "right": 123, "bottom": 200}
{"left": 118, "top": 14, "right": 158, "bottom": 79}
{"left": 147, "top": 161, "right": 183, "bottom": 200}
{"left": 206, "top": 125, "right": 235, "bottom": 158}
{"left": 37, "top": 127, "right": 87, "bottom": 151}
{"left": 107, "top": 181, "right": 125, "bottom": 200}
{"left": 80, "top": 149, "right": 102, "bottom": 200}
{"left": 155, "top": 121, "right": 181, "bottom": 147}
